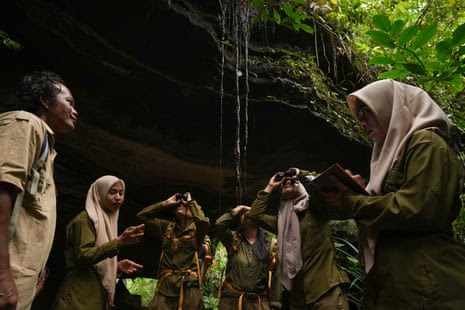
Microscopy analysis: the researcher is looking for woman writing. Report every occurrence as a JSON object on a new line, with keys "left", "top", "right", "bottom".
{"left": 320, "top": 79, "right": 465, "bottom": 308}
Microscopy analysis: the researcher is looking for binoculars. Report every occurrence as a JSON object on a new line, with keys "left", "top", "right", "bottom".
{"left": 274, "top": 169, "right": 297, "bottom": 181}
{"left": 176, "top": 193, "right": 188, "bottom": 201}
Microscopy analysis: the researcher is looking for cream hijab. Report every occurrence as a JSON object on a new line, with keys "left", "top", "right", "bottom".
{"left": 277, "top": 181, "right": 309, "bottom": 290}
{"left": 347, "top": 79, "right": 451, "bottom": 271}
{"left": 85, "top": 175, "right": 125, "bottom": 304}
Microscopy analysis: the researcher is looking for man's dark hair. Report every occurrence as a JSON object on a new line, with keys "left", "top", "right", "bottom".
{"left": 16, "top": 71, "right": 65, "bottom": 113}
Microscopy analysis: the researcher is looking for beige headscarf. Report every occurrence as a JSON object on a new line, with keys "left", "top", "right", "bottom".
{"left": 277, "top": 181, "right": 309, "bottom": 290}
{"left": 85, "top": 175, "right": 125, "bottom": 304}
{"left": 347, "top": 79, "right": 451, "bottom": 271}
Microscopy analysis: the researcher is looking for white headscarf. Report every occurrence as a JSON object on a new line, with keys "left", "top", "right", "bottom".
{"left": 85, "top": 175, "right": 125, "bottom": 304}
{"left": 277, "top": 181, "right": 309, "bottom": 290}
{"left": 347, "top": 79, "right": 451, "bottom": 271}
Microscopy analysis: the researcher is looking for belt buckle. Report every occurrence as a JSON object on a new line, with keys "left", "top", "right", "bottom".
{"left": 246, "top": 292, "right": 257, "bottom": 299}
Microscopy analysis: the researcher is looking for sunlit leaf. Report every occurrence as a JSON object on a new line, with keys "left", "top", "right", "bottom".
{"left": 425, "top": 61, "right": 441, "bottom": 71}
{"left": 413, "top": 23, "right": 437, "bottom": 49}
{"left": 372, "top": 14, "right": 391, "bottom": 32}
{"left": 398, "top": 25, "right": 419, "bottom": 46}
{"left": 446, "top": 74, "right": 463, "bottom": 88}
{"left": 368, "top": 56, "right": 394, "bottom": 65}
{"left": 299, "top": 23, "right": 314, "bottom": 34}
{"left": 452, "top": 23, "right": 465, "bottom": 46}
{"left": 390, "top": 19, "right": 405, "bottom": 37}
{"left": 378, "top": 69, "right": 409, "bottom": 79}
{"left": 273, "top": 9, "right": 281, "bottom": 24}
{"left": 366, "top": 30, "right": 395, "bottom": 48}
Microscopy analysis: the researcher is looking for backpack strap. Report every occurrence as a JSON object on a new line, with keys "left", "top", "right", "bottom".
{"left": 228, "top": 231, "right": 242, "bottom": 256}
{"left": 8, "top": 131, "right": 49, "bottom": 242}
{"left": 157, "top": 221, "right": 202, "bottom": 289}
{"left": 267, "top": 237, "right": 278, "bottom": 289}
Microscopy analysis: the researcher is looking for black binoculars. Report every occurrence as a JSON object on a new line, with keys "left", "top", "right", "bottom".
{"left": 176, "top": 193, "right": 188, "bottom": 201}
{"left": 274, "top": 169, "right": 297, "bottom": 181}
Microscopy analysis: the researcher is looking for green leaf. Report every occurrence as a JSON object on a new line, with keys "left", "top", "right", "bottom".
{"left": 273, "top": 9, "right": 281, "bottom": 24}
{"left": 260, "top": 8, "right": 270, "bottom": 23}
{"left": 250, "top": 0, "right": 265, "bottom": 7}
{"left": 378, "top": 69, "right": 408, "bottom": 79}
{"left": 436, "top": 39, "right": 452, "bottom": 61}
{"left": 425, "top": 61, "right": 441, "bottom": 71}
{"left": 368, "top": 56, "right": 394, "bottom": 65}
{"left": 392, "top": 52, "right": 405, "bottom": 62}
{"left": 452, "top": 23, "right": 465, "bottom": 46}
{"left": 413, "top": 23, "right": 437, "bottom": 49}
{"left": 402, "top": 62, "right": 426, "bottom": 75}
{"left": 446, "top": 74, "right": 463, "bottom": 88}
{"left": 282, "top": 3, "right": 294, "bottom": 17}
{"left": 366, "top": 30, "right": 395, "bottom": 48}
{"left": 398, "top": 25, "right": 419, "bottom": 46}
{"left": 390, "top": 19, "right": 405, "bottom": 37}
{"left": 372, "top": 14, "right": 391, "bottom": 32}
{"left": 299, "top": 23, "right": 314, "bottom": 34}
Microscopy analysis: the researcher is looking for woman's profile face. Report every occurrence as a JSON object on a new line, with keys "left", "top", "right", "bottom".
{"left": 102, "top": 182, "right": 125, "bottom": 213}
{"left": 356, "top": 104, "right": 387, "bottom": 144}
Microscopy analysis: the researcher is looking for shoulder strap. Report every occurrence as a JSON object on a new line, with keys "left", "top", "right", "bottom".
{"left": 8, "top": 131, "right": 50, "bottom": 242}
{"left": 228, "top": 231, "right": 242, "bottom": 256}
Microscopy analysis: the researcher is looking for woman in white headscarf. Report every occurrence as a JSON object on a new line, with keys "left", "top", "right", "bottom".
{"left": 249, "top": 170, "right": 350, "bottom": 309}
{"left": 322, "top": 79, "right": 465, "bottom": 309}
{"left": 53, "top": 175, "right": 145, "bottom": 310}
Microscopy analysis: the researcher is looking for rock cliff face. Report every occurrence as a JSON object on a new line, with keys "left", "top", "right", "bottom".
{"left": 0, "top": 0, "right": 371, "bottom": 306}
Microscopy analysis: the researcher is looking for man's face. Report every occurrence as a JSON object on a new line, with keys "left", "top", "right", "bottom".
{"left": 44, "top": 83, "right": 78, "bottom": 133}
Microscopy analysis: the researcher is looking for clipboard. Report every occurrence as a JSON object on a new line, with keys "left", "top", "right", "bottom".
{"left": 310, "top": 163, "right": 368, "bottom": 195}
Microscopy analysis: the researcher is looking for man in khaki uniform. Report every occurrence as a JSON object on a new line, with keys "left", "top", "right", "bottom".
{"left": 0, "top": 71, "right": 78, "bottom": 310}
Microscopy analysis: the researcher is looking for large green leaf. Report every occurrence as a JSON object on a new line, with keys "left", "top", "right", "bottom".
{"left": 446, "top": 74, "right": 463, "bottom": 88}
{"left": 452, "top": 23, "right": 465, "bottom": 46}
{"left": 390, "top": 19, "right": 405, "bottom": 37}
{"left": 413, "top": 23, "right": 437, "bottom": 49}
{"left": 273, "top": 9, "right": 281, "bottom": 24}
{"left": 378, "top": 69, "right": 408, "bottom": 79}
{"left": 366, "top": 30, "right": 395, "bottom": 48}
{"left": 372, "top": 14, "right": 391, "bottom": 32}
{"left": 425, "top": 61, "right": 441, "bottom": 71}
{"left": 368, "top": 56, "right": 394, "bottom": 65}
{"left": 299, "top": 23, "right": 314, "bottom": 34}
{"left": 436, "top": 39, "right": 453, "bottom": 61}
{"left": 402, "top": 62, "right": 426, "bottom": 75}
{"left": 398, "top": 25, "right": 419, "bottom": 46}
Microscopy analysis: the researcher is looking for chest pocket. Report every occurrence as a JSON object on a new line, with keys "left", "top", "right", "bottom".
{"left": 383, "top": 159, "right": 406, "bottom": 194}
{"left": 9, "top": 131, "right": 50, "bottom": 240}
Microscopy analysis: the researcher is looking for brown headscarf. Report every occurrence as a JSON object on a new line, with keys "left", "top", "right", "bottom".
{"left": 347, "top": 79, "right": 451, "bottom": 271}
{"left": 85, "top": 175, "right": 125, "bottom": 304}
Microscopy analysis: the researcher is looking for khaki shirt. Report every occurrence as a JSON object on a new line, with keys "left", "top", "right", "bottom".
{"left": 137, "top": 200, "right": 210, "bottom": 297}
{"left": 341, "top": 129, "right": 465, "bottom": 309}
{"left": 249, "top": 190, "right": 349, "bottom": 305}
{"left": 53, "top": 211, "right": 119, "bottom": 310}
{"left": 0, "top": 111, "right": 57, "bottom": 308}
{"left": 215, "top": 211, "right": 281, "bottom": 308}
